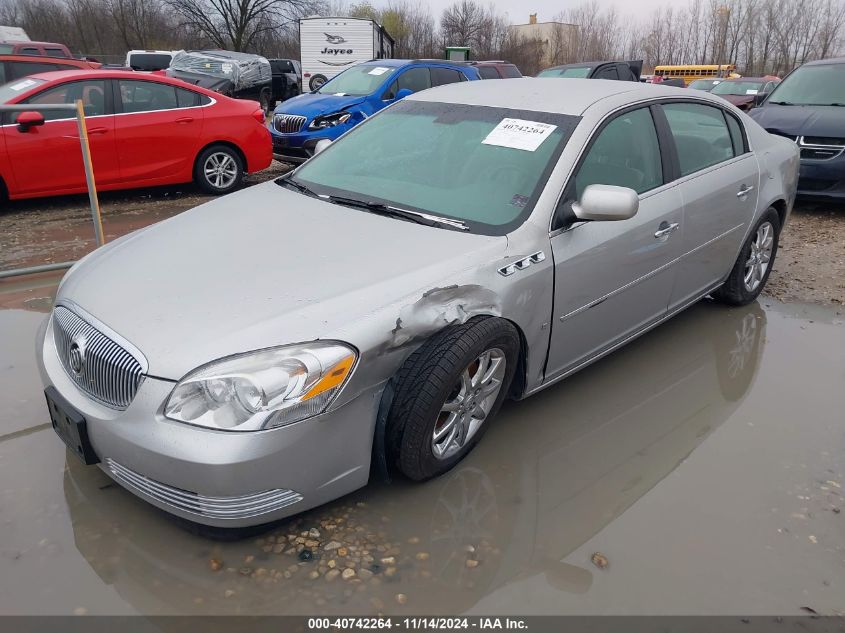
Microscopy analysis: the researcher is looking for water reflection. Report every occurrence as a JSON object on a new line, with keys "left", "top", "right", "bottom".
{"left": 63, "top": 300, "right": 766, "bottom": 615}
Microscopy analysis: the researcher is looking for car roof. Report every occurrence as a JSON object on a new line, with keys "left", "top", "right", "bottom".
{"left": 409, "top": 77, "right": 694, "bottom": 115}
{"left": 2, "top": 40, "right": 66, "bottom": 47}
{"left": 803, "top": 57, "right": 845, "bottom": 66}
{"left": 0, "top": 54, "right": 91, "bottom": 64}
{"left": 720, "top": 76, "right": 772, "bottom": 82}
{"left": 361, "top": 58, "right": 473, "bottom": 68}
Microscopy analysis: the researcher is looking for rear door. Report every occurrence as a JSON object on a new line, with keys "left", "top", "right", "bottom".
{"left": 659, "top": 102, "right": 759, "bottom": 309}
{"left": 4, "top": 78, "right": 120, "bottom": 195}
{"left": 113, "top": 79, "right": 206, "bottom": 183}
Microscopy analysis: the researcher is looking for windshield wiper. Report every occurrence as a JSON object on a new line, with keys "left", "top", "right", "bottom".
{"left": 768, "top": 101, "right": 796, "bottom": 105}
{"left": 322, "top": 195, "right": 469, "bottom": 231}
{"left": 276, "top": 175, "right": 319, "bottom": 198}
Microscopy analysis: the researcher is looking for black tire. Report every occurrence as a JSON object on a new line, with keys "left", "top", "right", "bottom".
{"left": 713, "top": 207, "right": 781, "bottom": 306}
{"left": 309, "top": 74, "right": 327, "bottom": 91}
{"left": 386, "top": 316, "right": 520, "bottom": 481}
{"left": 194, "top": 144, "right": 244, "bottom": 195}
{"left": 258, "top": 88, "right": 271, "bottom": 115}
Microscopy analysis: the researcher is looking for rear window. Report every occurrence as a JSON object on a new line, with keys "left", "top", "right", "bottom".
{"left": 128, "top": 53, "right": 173, "bottom": 71}
{"left": 20, "top": 47, "right": 40, "bottom": 56}
{"left": 272, "top": 60, "right": 294, "bottom": 73}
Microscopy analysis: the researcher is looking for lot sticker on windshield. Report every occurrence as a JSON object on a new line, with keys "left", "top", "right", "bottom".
{"left": 746, "top": 89, "right": 759, "bottom": 94}
{"left": 368, "top": 67, "right": 390, "bottom": 75}
{"left": 483, "top": 118, "right": 557, "bottom": 152}
{"left": 9, "top": 79, "right": 37, "bottom": 92}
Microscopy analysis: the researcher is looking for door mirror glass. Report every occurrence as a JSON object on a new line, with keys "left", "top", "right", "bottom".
{"left": 16, "top": 110, "right": 45, "bottom": 132}
{"left": 314, "top": 138, "right": 332, "bottom": 155}
{"left": 572, "top": 184, "right": 639, "bottom": 221}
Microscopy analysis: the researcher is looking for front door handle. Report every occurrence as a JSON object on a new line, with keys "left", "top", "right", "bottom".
{"left": 175, "top": 117, "right": 194, "bottom": 124}
{"left": 654, "top": 222, "right": 679, "bottom": 239}
{"left": 736, "top": 185, "right": 755, "bottom": 198}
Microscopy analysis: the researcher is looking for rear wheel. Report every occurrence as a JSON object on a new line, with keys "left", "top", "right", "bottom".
{"left": 194, "top": 145, "right": 243, "bottom": 195}
{"left": 386, "top": 317, "right": 520, "bottom": 481}
{"left": 713, "top": 207, "right": 780, "bottom": 306}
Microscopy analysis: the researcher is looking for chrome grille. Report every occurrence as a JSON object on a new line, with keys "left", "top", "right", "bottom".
{"left": 104, "top": 458, "right": 303, "bottom": 520}
{"left": 53, "top": 306, "right": 144, "bottom": 410}
{"left": 273, "top": 113, "right": 307, "bottom": 134}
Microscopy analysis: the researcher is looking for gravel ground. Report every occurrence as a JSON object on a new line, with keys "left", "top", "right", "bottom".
{"left": 0, "top": 177, "right": 843, "bottom": 306}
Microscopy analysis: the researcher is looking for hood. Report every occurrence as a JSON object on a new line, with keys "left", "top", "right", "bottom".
{"left": 57, "top": 182, "right": 505, "bottom": 379}
{"left": 749, "top": 103, "right": 845, "bottom": 137}
{"left": 721, "top": 94, "right": 755, "bottom": 108}
{"left": 277, "top": 92, "right": 367, "bottom": 118}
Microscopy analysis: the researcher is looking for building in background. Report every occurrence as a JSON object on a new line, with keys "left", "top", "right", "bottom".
{"left": 508, "top": 14, "right": 578, "bottom": 70}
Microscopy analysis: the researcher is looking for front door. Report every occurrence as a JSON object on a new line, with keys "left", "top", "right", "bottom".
{"left": 546, "top": 106, "right": 684, "bottom": 379}
{"left": 4, "top": 79, "right": 119, "bottom": 196}
{"left": 659, "top": 102, "right": 760, "bottom": 308}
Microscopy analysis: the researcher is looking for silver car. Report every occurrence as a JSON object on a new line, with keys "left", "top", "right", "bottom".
{"left": 37, "top": 79, "right": 799, "bottom": 529}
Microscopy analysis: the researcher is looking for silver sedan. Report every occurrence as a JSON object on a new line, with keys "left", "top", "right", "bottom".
{"left": 37, "top": 79, "right": 799, "bottom": 528}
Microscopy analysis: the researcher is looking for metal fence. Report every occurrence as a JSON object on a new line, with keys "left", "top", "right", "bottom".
{"left": 0, "top": 100, "right": 105, "bottom": 280}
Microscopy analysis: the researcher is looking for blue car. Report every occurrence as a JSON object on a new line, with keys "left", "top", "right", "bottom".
{"left": 269, "top": 59, "right": 480, "bottom": 163}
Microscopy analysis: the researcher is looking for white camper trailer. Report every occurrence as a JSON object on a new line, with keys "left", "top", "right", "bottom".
{"left": 299, "top": 16, "right": 394, "bottom": 91}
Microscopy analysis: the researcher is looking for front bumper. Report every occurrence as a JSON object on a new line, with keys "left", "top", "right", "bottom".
{"left": 796, "top": 151, "right": 845, "bottom": 202}
{"left": 36, "top": 315, "right": 380, "bottom": 528}
{"left": 269, "top": 123, "right": 347, "bottom": 163}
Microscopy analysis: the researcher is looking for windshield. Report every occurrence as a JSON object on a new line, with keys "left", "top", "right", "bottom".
{"left": 711, "top": 80, "right": 764, "bottom": 96}
{"left": 0, "top": 77, "right": 46, "bottom": 103}
{"left": 538, "top": 67, "right": 591, "bottom": 78}
{"left": 291, "top": 100, "right": 579, "bottom": 235}
{"left": 317, "top": 64, "right": 397, "bottom": 95}
{"left": 767, "top": 64, "right": 845, "bottom": 105}
{"left": 689, "top": 79, "right": 720, "bottom": 91}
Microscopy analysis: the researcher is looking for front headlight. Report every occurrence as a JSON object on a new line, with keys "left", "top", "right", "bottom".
{"left": 308, "top": 111, "right": 352, "bottom": 130}
{"left": 164, "top": 342, "right": 357, "bottom": 432}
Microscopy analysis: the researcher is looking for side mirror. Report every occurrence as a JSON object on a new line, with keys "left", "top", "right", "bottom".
{"left": 395, "top": 88, "right": 413, "bottom": 101}
{"left": 17, "top": 110, "right": 45, "bottom": 133}
{"left": 572, "top": 184, "right": 639, "bottom": 221}
{"left": 314, "top": 138, "right": 332, "bottom": 155}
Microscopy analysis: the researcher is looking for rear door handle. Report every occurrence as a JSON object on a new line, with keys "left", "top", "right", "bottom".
{"left": 736, "top": 185, "right": 755, "bottom": 197}
{"left": 175, "top": 117, "right": 194, "bottom": 124}
{"left": 87, "top": 127, "right": 109, "bottom": 135}
{"left": 654, "top": 222, "right": 679, "bottom": 239}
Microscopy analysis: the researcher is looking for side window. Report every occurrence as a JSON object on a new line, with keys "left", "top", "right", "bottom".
{"left": 396, "top": 67, "right": 431, "bottom": 93}
{"left": 431, "top": 67, "right": 464, "bottom": 86}
{"left": 21, "top": 47, "right": 40, "bottom": 56}
{"left": 595, "top": 65, "right": 619, "bottom": 80}
{"left": 574, "top": 107, "right": 663, "bottom": 199}
{"left": 663, "top": 102, "right": 735, "bottom": 176}
{"left": 45, "top": 48, "right": 68, "bottom": 58}
{"left": 502, "top": 65, "right": 522, "bottom": 78}
{"left": 176, "top": 87, "right": 202, "bottom": 107}
{"left": 9, "top": 61, "right": 62, "bottom": 80}
{"left": 119, "top": 80, "right": 178, "bottom": 113}
{"left": 383, "top": 80, "right": 398, "bottom": 101}
{"left": 0, "top": 63, "right": 5, "bottom": 84}
{"left": 24, "top": 80, "right": 107, "bottom": 120}
{"left": 724, "top": 112, "right": 747, "bottom": 156}
{"left": 478, "top": 66, "right": 500, "bottom": 80}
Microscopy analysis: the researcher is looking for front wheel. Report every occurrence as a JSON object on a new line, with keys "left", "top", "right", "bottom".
{"left": 386, "top": 317, "right": 520, "bottom": 481}
{"left": 713, "top": 207, "right": 781, "bottom": 306}
{"left": 194, "top": 145, "right": 244, "bottom": 195}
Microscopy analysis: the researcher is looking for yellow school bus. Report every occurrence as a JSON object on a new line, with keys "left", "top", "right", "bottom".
{"left": 653, "top": 64, "right": 738, "bottom": 86}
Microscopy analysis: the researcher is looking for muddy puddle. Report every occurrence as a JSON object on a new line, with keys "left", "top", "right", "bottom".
{"left": 1, "top": 299, "right": 843, "bottom": 616}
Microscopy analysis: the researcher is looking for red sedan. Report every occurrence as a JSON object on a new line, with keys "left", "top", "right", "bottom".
{"left": 0, "top": 70, "right": 272, "bottom": 201}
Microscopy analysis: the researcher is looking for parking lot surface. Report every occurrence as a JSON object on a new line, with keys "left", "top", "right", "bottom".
{"left": 1, "top": 295, "right": 843, "bottom": 615}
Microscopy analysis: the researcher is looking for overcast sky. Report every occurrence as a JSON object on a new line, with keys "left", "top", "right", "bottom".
{"left": 366, "top": 0, "right": 666, "bottom": 24}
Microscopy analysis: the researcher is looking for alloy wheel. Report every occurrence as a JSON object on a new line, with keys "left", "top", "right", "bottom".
{"left": 432, "top": 349, "right": 506, "bottom": 461}
{"left": 203, "top": 152, "right": 238, "bottom": 189}
{"left": 743, "top": 221, "right": 774, "bottom": 293}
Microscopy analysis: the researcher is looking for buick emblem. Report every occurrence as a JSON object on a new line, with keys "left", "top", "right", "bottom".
{"left": 69, "top": 336, "right": 87, "bottom": 376}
